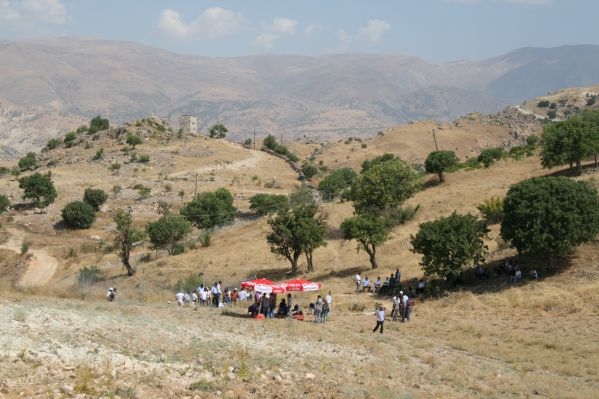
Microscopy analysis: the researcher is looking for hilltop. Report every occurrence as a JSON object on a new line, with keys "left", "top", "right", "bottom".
{"left": 2, "top": 38, "right": 599, "bottom": 158}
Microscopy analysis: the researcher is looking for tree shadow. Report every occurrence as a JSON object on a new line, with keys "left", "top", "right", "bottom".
{"left": 542, "top": 162, "right": 599, "bottom": 178}
{"left": 12, "top": 202, "right": 35, "bottom": 211}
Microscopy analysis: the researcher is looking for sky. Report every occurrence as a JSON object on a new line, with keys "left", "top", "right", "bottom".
{"left": 0, "top": 0, "right": 598, "bottom": 62}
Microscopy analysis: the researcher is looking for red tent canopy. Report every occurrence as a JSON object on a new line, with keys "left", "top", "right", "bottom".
{"left": 283, "top": 279, "right": 321, "bottom": 292}
{"left": 241, "top": 278, "right": 285, "bottom": 294}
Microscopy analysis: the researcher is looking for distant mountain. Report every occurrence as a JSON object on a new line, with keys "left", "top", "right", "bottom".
{"left": 0, "top": 38, "right": 599, "bottom": 157}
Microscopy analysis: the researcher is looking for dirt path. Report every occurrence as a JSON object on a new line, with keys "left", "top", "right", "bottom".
{"left": 171, "top": 141, "right": 267, "bottom": 178}
{"left": 0, "top": 227, "right": 58, "bottom": 287}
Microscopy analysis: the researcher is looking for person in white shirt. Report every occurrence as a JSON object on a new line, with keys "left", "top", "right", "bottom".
{"left": 191, "top": 292, "right": 198, "bottom": 305}
{"left": 200, "top": 288, "right": 208, "bottom": 305}
{"left": 401, "top": 292, "right": 409, "bottom": 322}
{"left": 325, "top": 291, "right": 332, "bottom": 310}
{"left": 106, "top": 287, "right": 116, "bottom": 302}
{"left": 372, "top": 305, "right": 385, "bottom": 334}
{"left": 391, "top": 295, "right": 401, "bottom": 321}
{"left": 362, "top": 277, "right": 371, "bottom": 292}
{"left": 175, "top": 291, "right": 184, "bottom": 306}
{"left": 355, "top": 272, "right": 362, "bottom": 293}
{"left": 238, "top": 289, "right": 247, "bottom": 301}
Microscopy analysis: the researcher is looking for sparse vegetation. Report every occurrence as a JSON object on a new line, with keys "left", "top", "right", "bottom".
{"left": 477, "top": 197, "right": 504, "bottom": 224}
{"left": 318, "top": 167, "right": 357, "bottom": 202}
{"left": 88, "top": 115, "right": 109, "bottom": 134}
{"left": 477, "top": 147, "right": 506, "bottom": 168}
{"left": 83, "top": 188, "right": 108, "bottom": 211}
{"left": 113, "top": 209, "right": 146, "bottom": 276}
{"left": 93, "top": 148, "right": 104, "bottom": 160}
{"left": 18, "top": 152, "right": 37, "bottom": 171}
{"left": 0, "top": 194, "right": 10, "bottom": 213}
{"left": 45, "top": 138, "right": 61, "bottom": 151}
{"left": 301, "top": 163, "right": 318, "bottom": 179}
{"left": 208, "top": 123, "right": 228, "bottom": 139}
{"left": 126, "top": 133, "right": 143, "bottom": 149}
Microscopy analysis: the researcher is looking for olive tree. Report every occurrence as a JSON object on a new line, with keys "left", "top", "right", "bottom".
{"left": 341, "top": 214, "right": 389, "bottom": 269}
{"left": 424, "top": 150, "right": 458, "bottom": 183}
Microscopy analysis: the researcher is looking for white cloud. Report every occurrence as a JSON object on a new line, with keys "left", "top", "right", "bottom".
{"left": 158, "top": 7, "right": 243, "bottom": 39}
{"left": 357, "top": 19, "right": 391, "bottom": 43}
{"left": 304, "top": 24, "right": 317, "bottom": 35}
{"left": 0, "top": 0, "right": 19, "bottom": 21}
{"left": 22, "top": 0, "right": 68, "bottom": 23}
{"left": 1, "top": 0, "right": 68, "bottom": 24}
{"left": 270, "top": 17, "right": 297, "bottom": 35}
{"left": 251, "top": 33, "right": 278, "bottom": 50}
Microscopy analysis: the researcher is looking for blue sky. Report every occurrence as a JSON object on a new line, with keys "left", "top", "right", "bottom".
{"left": 1, "top": 0, "right": 598, "bottom": 61}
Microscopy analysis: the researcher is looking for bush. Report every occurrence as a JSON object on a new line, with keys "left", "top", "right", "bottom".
{"left": 301, "top": 163, "right": 318, "bottom": 179}
{"left": 64, "top": 132, "right": 77, "bottom": 147}
{"left": 384, "top": 205, "right": 420, "bottom": 228}
{"left": 0, "top": 166, "right": 8, "bottom": 176}
{"left": 477, "top": 147, "right": 506, "bottom": 168}
{"left": 587, "top": 95, "right": 597, "bottom": 106}
{"left": 93, "top": 148, "right": 104, "bottom": 160}
{"left": 289, "top": 186, "right": 316, "bottom": 209}
{"left": 45, "top": 138, "right": 61, "bottom": 151}
{"left": 0, "top": 194, "right": 10, "bottom": 213}
{"left": 249, "top": 193, "right": 288, "bottom": 216}
{"left": 18, "top": 152, "right": 37, "bottom": 171}
{"left": 318, "top": 168, "right": 357, "bottom": 201}
{"left": 174, "top": 274, "right": 204, "bottom": 293}
{"left": 137, "top": 186, "right": 151, "bottom": 200}
{"left": 109, "top": 162, "right": 121, "bottom": 174}
{"left": 526, "top": 134, "right": 539, "bottom": 147}
{"left": 138, "top": 154, "right": 150, "bottom": 163}
{"left": 62, "top": 201, "right": 96, "bottom": 229}
{"left": 243, "top": 138, "right": 252, "bottom": 147}
{"left": 83, "top": 188, "right": 108, "bottom": 211}
{"left": 88, "top": 115, "right": 109, "bottom": 134}
{"left": 547, "top": 110, "right": 557, "bottom": 119}
{"left": 537, "top": 100, "right": 550, "bottom": 108}
{"left": 549, "top": 102, "right": 557, "bottom": 110}
{"left": 477, "top": 197, "right": 504, "bottom": 224}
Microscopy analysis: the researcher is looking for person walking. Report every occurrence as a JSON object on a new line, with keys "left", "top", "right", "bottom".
{"left": 373, "top": 305, "right": 385, "bottom": 334}
{"left": 355, "top": 272, "right": 362, "bottom": 293}
{"left": 401, "top": 291, "right": 409, "bottom": 322}
{"left": 314, "top": 295, "right": 323, "bottom": 323}
{"left": 391, "top": 294, "right": 401, "bottom": 322}
{"left": 325, "top": 291, "right": 332, "bottom": 313}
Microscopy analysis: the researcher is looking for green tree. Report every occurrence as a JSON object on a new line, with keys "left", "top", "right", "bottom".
{"left": 146, "top": 214, "right": 192, "bottom": 255}
{"left": 425, "top": 150, "right": 458, "bottom": 183}
{"left": 18, "top": 152, "right": 37, "bottom": 171}
{"left": 411, "top": 212, "right": 489, "bottom": 281}
{"left": 540, "top": 116, "right": 592, "bottom": 174}
{"left": 89, "top": 115, "right": 109, "bottom": 133}
{"left": 361, "top": 153, "right": 397, "bottom": 172}
{"left": 208, "top": 124, "right": 228, "bottom": 139}
{"left": 180, "top": 188, "right": 236, "bottom": 230}
{"left": 61, "top": 201, "right": 96, "bottom": 229}
{"left": 262, "top": 135, "right": 278, "bottom": 151}
{"left": 126, "top": 133, "right": 143, "bottom": 149}
{"left": 351, "top": 158, "right": 420, "bottom": 215}
{"left": 113, "top": 209, "right": 146, "bottom": 276}
{"left": 83, "top": 188, "right": 108, "bottom": 211}
{"left": 266, "top": 205, "right": 326, "bottom": 273}
{"left": 18, "top": 173, "right": 57, "bottom": 208}
{"left": 249, "top": 193, "right": 288, "bottom": 216}
{"left": 0, "top": 194, "right": 10, "bottom": 213}
{"left": 301, "top": 163, "right": 318, "bottom": 180}
{"left": 501, "top": 177, "right": 599, "bottom": 266}
{"left": 317, "top": 168, "right": 357, "bottom": 201}
{"left": 341, "top": 214, "right": 389, "bottom": 269}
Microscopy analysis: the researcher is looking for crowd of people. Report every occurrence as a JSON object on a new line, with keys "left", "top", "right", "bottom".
{"left": 172, "top": 281, "right": 334, "bottom": 324}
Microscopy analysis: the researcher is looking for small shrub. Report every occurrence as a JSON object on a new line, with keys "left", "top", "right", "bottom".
{"left": 199, "top": 230, "right": 212, "bottom": 247}
{"left": 62, "top": 201, "right": 96, "bottom": 229}
{"left": 111, "top": 185, "right": 122, "bottom": 198}
{"left": 18, "top": 152, "right": 37, "bottom": 171}
{"left": 0, "top": 194, "right": 10, "bottom": 213}
{"left": 64, "top": 132, "right": 77, "bottom": 147}
{"left": 301, "top": 163, "right": 318, "bottom": 179}
{"left": 547, "top": 110, "right": 557, "bottom": 119}
{"left": 109, "top": 162, "right": 121, "bottom": 174}
{"left": 164, "top": 183, "right": 172, "bottom": 192}
{"left": 189, "top": 380, "right": 214, "bottom": 392}
{"left": 20, "top": 242, "right": 29, "bottom": 255}
{"left": 385, "top": 205, "right": 420, "bottom": 228}
{"left": 537, "top": 100, "right": 550, "bottom": 108}
{"left": 137, "top": 186, "right": 151, "bottom": 200}
{"left": 477, "top": 147, "right": 505, "bottom": 168}
{"left": 361, "top": 143, "right": 368, "bottom": 148}
{"left": 93, "top": 148, "right": 104, "bottom": 160}
{"left": 174, "top": 274, "right": 204, "bottom": 293}
{"left": 587, "top": 95, "right": 597, "bottom": 106}
{"left": 138, "top": 154, "right": 150, "bottom": 163}
{"left": 45, "top": 138, "right": 61, "bottom": 150}
{"left": 83, "top": 188, "right": 108, "bottom": 211}
{"left": 477, "top": 197, "right": 504, "bottom": 224}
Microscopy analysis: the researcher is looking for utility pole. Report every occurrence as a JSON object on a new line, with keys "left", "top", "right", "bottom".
{"left": 432, "top": 129, "right": 439, "bottom": 151}
{"left": 253, "top": 129, "right": 256, "bottom": 150}
{"left": 280, "top": 131, "right": 283, "bottom": 145}
{"left": 194, "top": 172, "right": 198, "bottom": 197}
